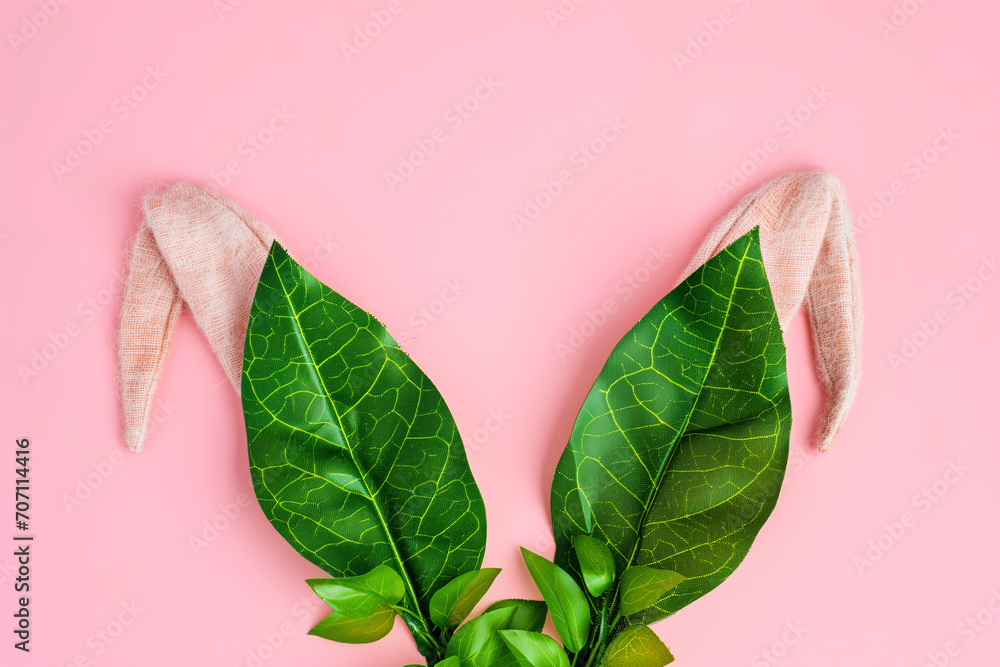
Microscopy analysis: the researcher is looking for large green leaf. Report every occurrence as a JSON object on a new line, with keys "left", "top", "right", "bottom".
{"left": 550, "top": 227, "right": 791, "bottom": 627}
{"left": 242, "top": 241, "right": 487, "bottom": 642}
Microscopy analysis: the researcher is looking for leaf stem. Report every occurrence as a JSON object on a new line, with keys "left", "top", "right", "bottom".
{"left": 391, "top": 605, "right": 444, "bottom": 654}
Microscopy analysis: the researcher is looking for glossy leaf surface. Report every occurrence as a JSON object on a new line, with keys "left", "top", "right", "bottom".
{"left": 484, "top": 599, "right": 548, "bottom": 633}
{"left": 242, "top": 242, "right": 486, "bottom": 635}
{"left": 573, "top": 535, "right": 616, "bottom": 597}
{"left": 520, "top": 548, "right": 590, "bottom": 653}
{"left": 601, "top": 624, "right": 674, "bottom": 666}
{"left": 500, "top": 630, "right": 571, "bottom": 667}
{"left": 307, "top": 605, "right": 397, "bottom": 644}
{"left": 617, "top": 567, "right": 685, "bottom": 617}
{"left": 550, "top": 228, "right": 792, "bottom": 626}
{"left": 445, "top": 606, "right": 517, "bottom": 666}
{"left": 430, "top": 568, "right": 502, "bottom": 631}
{"left": 306, "top": 564, "right": 404, "bottom": 619}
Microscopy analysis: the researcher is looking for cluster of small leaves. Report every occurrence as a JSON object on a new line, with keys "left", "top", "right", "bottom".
{"left": 514, "top": 537, "right": 680, "bottom": 667}
{"left": 304, "top": 536, "right": 680, "bottom": 667}
{"left": 306, "top": 562, "right": 548, "bottom": 666}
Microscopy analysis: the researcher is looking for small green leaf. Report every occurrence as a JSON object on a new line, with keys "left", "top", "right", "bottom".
{"left": 573, "top": 535, "right": 616, "bottom": 597}
{"left": 484, "top": 599, "right": 548, "bottom": 633}
{"left": 436, "top": 659, "right": 461, "bottom": 667}
{"left": 499, "top": 630, "right": 570, "bottom": 667}
{"left": 519, "top": 548, "right": 590, "bottom": 653}
{"left": 446, "top": 606, "right": 518, "bottom": 666}
{"left": 601, "top": 624, "right": 674, "bottom": 666}
{"left": 307, "top": 564, "right": 405, "bottom": 619}
{"left": 431, "top": 568, "right": 503, "bottom": 630}
{"left": 618, "top": 567, "right": 685, "bottom": 617}
{"left": 307, "top": 604, "right": 396, "bottom": 644}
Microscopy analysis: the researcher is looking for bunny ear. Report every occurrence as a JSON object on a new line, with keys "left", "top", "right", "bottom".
{"left": 118, "top": 182, "right": 278, "bottom": 452}
{"left": 118, "top": 223, "right": 184, "bottom": 452}
{"left": 680, "top": 172, "right": 863, "bottom": 451}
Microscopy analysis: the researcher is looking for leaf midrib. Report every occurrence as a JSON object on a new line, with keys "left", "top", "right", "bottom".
{"left": 269, "top": 252, "right": 428, "bottom": 628}
{"left": 610, "top": 241, "right": 754, "bottom": 612}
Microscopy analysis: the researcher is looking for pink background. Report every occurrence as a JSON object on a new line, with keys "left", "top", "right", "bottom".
{"left": 2, "top": 1, "right": 999, "bottom": 665}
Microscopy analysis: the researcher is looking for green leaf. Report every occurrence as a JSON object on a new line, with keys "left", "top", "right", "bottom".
{"left": 617, "top": 567, "right": 685, "bottom": 617}
{"left": 242, "top": 242, "right": 487, "bottom": 641}
{"left": 573, "top": 535, "right": 616, "bottom": 597}
{"left": 307, "top": 604, "right": 397, "bottom": 644}
{"left": 550, "top": 227, "right": 792, "bottom": 627}
{"left": 446, "top": 606, "right": 518, "bottom": 666}
{"left": 519, "top": 548, "right": 590, "bottom": 653}
{"left": 499, "top": 630, "right": 570, "bottom": 667}
{"left": 307, "top": 564, "right": 405, "bottom": 619}
{"left": 431, "top": 568, "right": 503, "bottom": 631}
{"left": 435, "top": 659, "right": 461, "bottom": 667}
{"left": 484, "top": 599, "right": 548, "bottom": 633}
{"left": 601, "top": 624, "right": 673, "bottom": 666}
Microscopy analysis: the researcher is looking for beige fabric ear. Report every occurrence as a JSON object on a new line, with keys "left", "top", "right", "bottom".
{"left": 119, "top": 173, "right": 861, "bottom": 454}
{"left": 117, "top": 182, "right": 278, "bottom": 452}
{"left": 678, "top": 171, "right": 863, "bottom": 451}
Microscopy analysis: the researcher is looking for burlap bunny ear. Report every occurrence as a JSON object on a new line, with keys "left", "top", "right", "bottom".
{"left": 679, "top": 171, "right": 862, "bottom": 451}
{"left": 118, "top": 182, "right": 278, "bottom": 451}
{"left": 118, "top": 173, "right": 861, "bottom": 454}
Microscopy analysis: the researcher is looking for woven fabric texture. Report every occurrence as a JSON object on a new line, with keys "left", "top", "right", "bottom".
{"left": 118, "top": 182, "right": 276, "bottom": 451}
{"left": 118, "top": 172, "right": 861, "bottom": 453}
{"left": 679, "top": 171, "right": 862, "bottom": 451}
